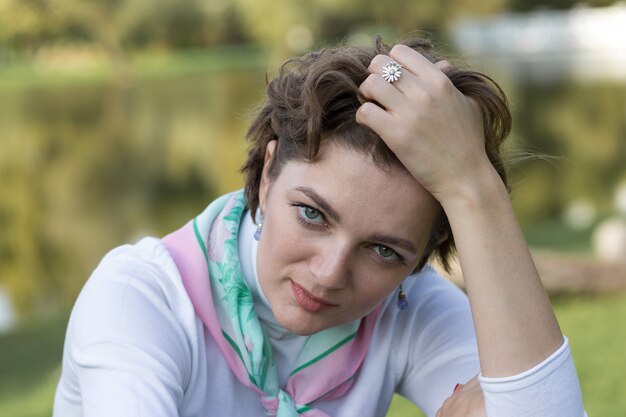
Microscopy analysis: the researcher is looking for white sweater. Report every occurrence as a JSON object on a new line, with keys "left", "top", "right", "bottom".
{"left": 53, "top": 214, "right": 586, "bottom": 417}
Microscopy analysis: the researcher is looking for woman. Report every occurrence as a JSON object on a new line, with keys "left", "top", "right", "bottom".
{"left": 53, "top": 37, "right": 586, "bottom": 417}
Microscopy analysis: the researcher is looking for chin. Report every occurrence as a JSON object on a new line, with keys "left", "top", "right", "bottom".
{"left": 286, "top": 324, "right": 318, "bottom": 336}
{"left": 273, "top": 305, "right": 327, "bottom": 336}
{"left": 277, "top": 313, "right": 319, "bottom": 336}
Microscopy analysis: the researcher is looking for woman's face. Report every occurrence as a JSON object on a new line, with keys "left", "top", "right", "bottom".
{"left": 256, "top": 140, "right": 440, "bottom": 335}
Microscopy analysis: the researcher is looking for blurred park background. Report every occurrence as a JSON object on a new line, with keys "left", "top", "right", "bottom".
{"left": 1, "top": 0, "right": 625, "bottom": 416}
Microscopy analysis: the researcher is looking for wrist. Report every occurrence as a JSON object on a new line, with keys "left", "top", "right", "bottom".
{"left": 437, "top": 161, "right": 508, "bottom": 215}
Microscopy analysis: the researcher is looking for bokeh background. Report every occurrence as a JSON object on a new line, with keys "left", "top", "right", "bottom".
{"left": 1, "top": 1, "right": 625, "bottom": 416}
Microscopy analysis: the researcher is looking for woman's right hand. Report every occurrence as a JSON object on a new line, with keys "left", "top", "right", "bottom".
{"left": 435, "top": 377, "right": 486, "bottom": 417}
{"left": 356, "top": 45, "right": 493, "bottom": 207}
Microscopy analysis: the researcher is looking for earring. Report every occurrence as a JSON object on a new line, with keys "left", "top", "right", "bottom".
{"left": 254, "top": 215, "right": 263, "bottom": 241}
{"left": 397, "top": 285, "right": 408, "bottom": 310}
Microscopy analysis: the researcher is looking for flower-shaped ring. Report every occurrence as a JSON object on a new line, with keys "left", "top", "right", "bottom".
{"left": 382, "top": 61, "right": 402, "bottom": 83}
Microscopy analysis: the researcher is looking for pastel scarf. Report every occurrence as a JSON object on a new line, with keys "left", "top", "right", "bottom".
{"left": 162, "top": 191, "right": 381, "bottom": 416}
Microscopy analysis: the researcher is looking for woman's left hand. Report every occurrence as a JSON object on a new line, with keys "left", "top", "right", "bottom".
{"left": 436, "top": 377, "right": 486, "bottom": 417}
{"left": 356, "top": 45, "right": 492, "bottom": 204}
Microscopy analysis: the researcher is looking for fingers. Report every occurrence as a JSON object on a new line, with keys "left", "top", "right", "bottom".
{"left": 366, "top": 53, "right": 416, "bottom": 96}
{"left": 359, "top": 73, "right": 405, "bottom": 111}
{"left": 437, "top": 376, "right": 486, "bottom": 417}
{"left": 368, "top": 54, "right": 405, "bottom": 79}
{"left": 389, "top": 44, "right": 444, "bottom": 81}
{"left": 363, "top": 46, "right": 454, "bottom": 108}
{"left": 435, "top": 60, "right": 453, "bottom": 71}
{"left": 357, "top": 45, "right": 459, "bottom": 143}
{"left": 355, "top": 101, "right": 394, "bottom": 134}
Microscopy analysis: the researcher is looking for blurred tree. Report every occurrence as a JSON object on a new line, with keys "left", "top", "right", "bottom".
{"left": 509, "top": 0, "right": 618, "bottom": 12}
{"left": 1, "top": 0, "right": 623, "bottom": 59}
{"left": 1, "top": 0, "right": 624, "bottom": 315}
{"left": 0, "top": 0, "right": 67, "bottom": 50}
{"left": 0, "top": 0, "right": 511, "bottom": 59}
{"left": 0, "top": 0, "right": 250, "bottom": 82}
{"left": 510, "top": 82, "right": 626, "bottom": 223}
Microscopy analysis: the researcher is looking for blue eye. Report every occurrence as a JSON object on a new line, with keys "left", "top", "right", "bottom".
{"left": 373, "top": 245, "right": 399, "bottom": 261}
{"left": 294, "top": 204, "right": 325, "bottom": 225}
{"left": 303, "top": 206, "right": 321, "bottom": 220}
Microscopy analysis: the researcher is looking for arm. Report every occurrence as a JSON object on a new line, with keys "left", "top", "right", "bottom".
{"left": 439, "top": 162, "right": 563, "bottom": 376}
{"left": 357, "top": 44, "right": 583, "bottom": 414}
{"left": 357, "top": 43, "right": 562, "bottom": 378}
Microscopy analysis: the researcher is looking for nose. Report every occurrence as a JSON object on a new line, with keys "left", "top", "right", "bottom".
{"left": 308, "top": 240, "right": 351, "bottom": 289}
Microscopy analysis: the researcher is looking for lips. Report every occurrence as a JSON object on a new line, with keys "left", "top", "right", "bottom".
{"left": 291, "top": 281, "right": 337, "bottom": 313}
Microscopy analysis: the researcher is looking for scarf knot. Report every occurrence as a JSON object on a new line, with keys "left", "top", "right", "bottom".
{"left": 261, "top": 390, "right": 302, "bottom": 416}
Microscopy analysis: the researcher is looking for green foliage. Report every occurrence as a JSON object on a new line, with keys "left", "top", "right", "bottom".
{"left": 510, "top": 0, "right": 618, "bottom": 12}
{"left": 0, "top": 0, "right": 513, "bottom": 55}
{"left": 0, "top": 50, "right": 624, "bottom": 314}
{"left": 0, "top": 0, "right": 63, "bottom": 49}
{"left": 0, "top": 50, "right": 270, "bottom": 313}
{"left": 0, "top": 309, "right": 68, "bottom": 417}
{"left": 0, "top": 0, "right": 623, "bottom": 58}
{"left": 552, "top": 295, "right": 626, "bottom": 416}
{"left": 523, "top": 220, "right": 593, "bottom": 253}
{"left": 509, "top": 82, "right": 626, "bottom": 224}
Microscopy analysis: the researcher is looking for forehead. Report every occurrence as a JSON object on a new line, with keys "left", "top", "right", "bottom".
{"left": 273, "top": 143, "right": 440, "bottom": 243}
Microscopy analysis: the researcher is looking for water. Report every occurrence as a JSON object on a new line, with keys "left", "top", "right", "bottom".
{"left": 0, "top": 70, "right": 266, "bottom": 312}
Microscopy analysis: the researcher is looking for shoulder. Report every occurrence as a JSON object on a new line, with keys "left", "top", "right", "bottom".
{"left": 66, "top": 237, "right": 199, "bottom": 376}
{"left": 72, "top": 237, "right": 191, "bottom": 330}
{"left": 57, "top": 238, "right": 206, "bottom": 414}
{"left": 375, "top": 266, "right": 479, "bottom": 404}
{"left": 379, "top": 264, "right": 472, "bottom": 324}
{"left": 376, "top": 264, "right": 477, "bottom": 357}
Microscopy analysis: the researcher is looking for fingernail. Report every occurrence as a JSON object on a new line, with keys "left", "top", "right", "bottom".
{"left": 453, "top": 383, "right": 462, "bottom": 393}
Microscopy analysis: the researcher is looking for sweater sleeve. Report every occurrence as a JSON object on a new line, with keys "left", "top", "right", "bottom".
{"left": 479, "top": 336, "right": 587, "bottom": 417}
{"left": 53, "top": 241, "right": 193, "bottom": 417}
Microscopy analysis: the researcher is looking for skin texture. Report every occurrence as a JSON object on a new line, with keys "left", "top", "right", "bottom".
{"left": 256, "top": 140, "right": 440, "bottom": 336}
{"left": 356, "top": 45, "right": 564, "bottom": 416}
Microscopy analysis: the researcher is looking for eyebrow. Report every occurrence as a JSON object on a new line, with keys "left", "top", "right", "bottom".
{"left": 294, "top": 186, "right": 419, "bottom": 255}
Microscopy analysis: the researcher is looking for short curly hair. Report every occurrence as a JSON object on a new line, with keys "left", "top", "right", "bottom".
{"left": 241, "top": 36, "right": 512, "bottom": 272}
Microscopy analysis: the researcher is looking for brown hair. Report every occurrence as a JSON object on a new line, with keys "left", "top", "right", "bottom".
{"left": 241, "top": 36, "right": 512, "bottom": 272}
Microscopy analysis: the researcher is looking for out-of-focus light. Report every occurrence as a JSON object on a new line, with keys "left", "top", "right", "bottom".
{"left": 593, "top": 217, "right": 626, "bottom": 263}
{"left": 451, "top": 4, "right": 626, "bottom": 82}
{"left": 564, "top": 198, "right": 596, "bottom": 230}
{"left": 615, "top": 182, "right": 626, "bottom": 215}
{"left": 0, "top": 287, "right": 16, "bottom": 334}
{"left": 286, "top": 26, "right": 313, "bottom": 53}
{"left": 348, "top": 32, "right": 373, "bottom": 46}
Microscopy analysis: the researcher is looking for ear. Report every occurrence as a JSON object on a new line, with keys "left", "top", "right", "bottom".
{"left": 258, "top": 140, "right": 277, "bottom": 212}
{"left": 436, "top": 233, "right": 449, "bottom": 245}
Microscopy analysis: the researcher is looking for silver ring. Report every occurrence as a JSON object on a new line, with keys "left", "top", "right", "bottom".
{"left": 382, "top": 61, "right": 402, "bottom": 83}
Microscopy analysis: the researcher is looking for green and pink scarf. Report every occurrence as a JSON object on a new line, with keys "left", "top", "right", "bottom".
{"left": 163, "top": 191, "right": 381, "bottom": 417}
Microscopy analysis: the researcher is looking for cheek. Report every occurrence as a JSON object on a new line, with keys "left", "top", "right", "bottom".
{"left": 264, "top": 217, "right": 307, "bottom": 259}
{"left": 349, "top": 266, "right": 406, "bottom": 308}
{"left": 257, "top": 214, "right": 310, "bottom": 281}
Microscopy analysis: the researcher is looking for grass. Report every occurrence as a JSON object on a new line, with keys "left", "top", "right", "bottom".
{"left": 2, "top": 295, "right": 624, "bottom": 417}
{"left": 550, "top": 294, "right": 626, "bottom": 416}
{"left": 0, "top": 45, "right": 269, "bottom": 90}
{"left": 0, "top": 309, "right": 68, "bottom": 417}
{"left": 523, "top": 220, "right": 594, "bottom": 254}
